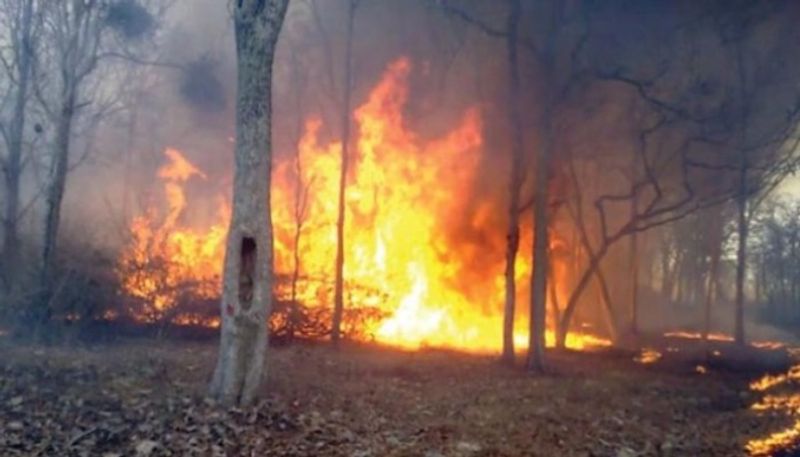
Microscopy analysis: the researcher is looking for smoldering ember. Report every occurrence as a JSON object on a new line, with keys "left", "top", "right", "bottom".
{"left": 5, "top": 1, "right": 800, "bottom": 456}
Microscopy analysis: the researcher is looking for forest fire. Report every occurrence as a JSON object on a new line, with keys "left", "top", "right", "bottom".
{"left": 116, "top": 58, "right": 608, "bottom": 352}
{"left": 7, "top": 0, "right": 800, "bottom": 454}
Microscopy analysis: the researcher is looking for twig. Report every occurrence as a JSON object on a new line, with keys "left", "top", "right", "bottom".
{"left": 67, "top": 426, "right": 98, "bottom": 447}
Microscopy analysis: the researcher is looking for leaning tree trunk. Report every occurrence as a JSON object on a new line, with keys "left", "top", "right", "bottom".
{"left": 210, "top": 0, "right": 289, "bottom": 407}
{"left": 557, "top": 244, "right": 609, "bottom": 348}
{"left": 502, "top": 0, "right": 523, "bottom": 365}
{"left": 559, "top": 155, "right": 619, "bottom": 348}
{"left": 331, "top": 0, "right": 357, "bottom": 345}
{"left": 593, "top": 265, "right": 620, "bottom": 344}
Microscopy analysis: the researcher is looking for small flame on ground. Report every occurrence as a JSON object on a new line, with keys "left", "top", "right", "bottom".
{"left": 750, "top": 366, "right": 800, "bottom": 392}
{"left": 634, "top": 348, "right": 662, "bottom": 364}
{"left": 746, "top": 362, "right": 800, "bottom": 455}
{"left": 663, "top": 330, "right": 734, "bottom": 342}
{"left": 663, "top": 331, "right": 785, "bottom": 350}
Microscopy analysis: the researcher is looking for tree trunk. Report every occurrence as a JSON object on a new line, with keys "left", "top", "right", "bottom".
{"left": 628, "top": 193, "right": 639, "bottom": 336}
{"left": 41, "top": 86, "right": 77, "bottom": 287}
{"left": 527, "top": 111, "right": 551, "bottom": 371}
{"left": 2, "top": 0, "right": 34, "bottom": 286}
{"left": 593, "top": 265, "right": 619, "bottom": 343}
{"left": 562, "top": 154, "right": 619, "bottom": 347}
{"left": 557, "top": 245, "right": 609, "bottom": 348}
{"left": 210, "top": 0, "right": 288, "bottom": 407}
{"left": 502, "top": 0, "right": 523, "bottom": 365}
{"left": 331, "top": 0, "right": 357, "bottom": 345}
{"left": 527, "top": 0, "right": 563, "bottom": 372}
{"left": 703, "top": 233, "right": 721, "bottom": 345}
{"left": 289, "top": 172, "right": 304, "bottom": 340}
{"left": 734, "top": 169, "right": 748, "bottom": 346}
{"left": 548, "top": 262, "right": 562, "bottom": 346}
{"left": 732, "top": 37, "right": 750, "bottom": 347}
{"left": 660, "top": 241, "right": 674, "bottom": 299}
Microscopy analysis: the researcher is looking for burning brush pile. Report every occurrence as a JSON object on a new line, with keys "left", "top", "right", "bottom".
{"left": 115, "top": 58, "right": 605, "bottom": 350}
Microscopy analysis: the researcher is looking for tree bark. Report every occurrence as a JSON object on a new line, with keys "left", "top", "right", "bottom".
{"left": 733, "top": 37, "right": 749, "bottom": 347}
{"left": 562, "top": 156, "right": 619, "bottom": 347}
{"left": 703, "top": 225, "right": 721, "bottom": 345}
{"left": 628, "top": 158, "right": 639, "bottom": 335}
{"left": 210, "top": 0, "right": 288, "bottom": 407}
{"left": 548, "top": 262, "right": 561, "bottom": 346}
{"left": 288, "top": 50, "right": 307, "bottom": 341}
{"left": 2, "top": 0, "right": 34, "bottom": 286}
{"left": 527, "top": 105, "right": 550, "bottom": 371}
{"left": 41, "top": 86, "right": 77, "bottom": 286}
{"left": 557, "top": 245, "right": 609, "bottom": 348}
{"left": 502, "top": 0, "right": 523, "bottom": 365}
{"left": 527, "top": 0, "right": 562, "bottom": 371}
{"left": 734, "top": 165, "right": 748, "bottom": 345}
{"left": 331, "top": 0, "right": 357, "bottom": 346}
{"left": 593, "top": 265, "right": 619, "bottom": 344}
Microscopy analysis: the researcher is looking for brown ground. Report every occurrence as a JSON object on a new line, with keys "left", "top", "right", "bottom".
{"left": 0, "top": 337, "right": 798, "bottom": 456}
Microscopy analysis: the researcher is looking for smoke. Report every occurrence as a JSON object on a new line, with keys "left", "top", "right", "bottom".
{"left": 106, "top": 0, "right": 156, "bottom": 40}
{"left": 179, "top": 56, "right": 227, "bottom": 113}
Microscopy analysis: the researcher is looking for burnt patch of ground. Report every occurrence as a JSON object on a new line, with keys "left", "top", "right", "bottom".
{"left": 0, "top": 339, "right": 795, "bottom": 456}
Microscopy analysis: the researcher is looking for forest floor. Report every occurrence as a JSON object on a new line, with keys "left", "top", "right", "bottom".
{"left": 1, "top": 335, "right": 799, "bottom": 457}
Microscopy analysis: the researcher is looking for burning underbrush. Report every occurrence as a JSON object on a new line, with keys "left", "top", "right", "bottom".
{"left": 112, "top": 58, "right": 611, "bottom": 352}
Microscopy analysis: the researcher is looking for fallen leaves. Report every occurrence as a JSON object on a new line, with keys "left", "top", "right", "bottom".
{"left": 0, "top": 341, "right": 796, "bottom": 456}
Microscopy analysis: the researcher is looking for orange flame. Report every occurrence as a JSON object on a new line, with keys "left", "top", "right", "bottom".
{"left": 118, "top": 58, "right": 608, "bottom": 351}
{"left": 747, "top": 363, "right": 800, "bottom": 455}
{"left": 117, "top": 148, "right": 227, "bottom": 323}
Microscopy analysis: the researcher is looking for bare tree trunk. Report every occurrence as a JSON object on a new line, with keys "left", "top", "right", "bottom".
{"left": 558, "top": 245, "right": 608, "bottom": 348}
{"left": 289, "top": 152, "right": 311, "bottom": 339}
{"left": 287, "top": 44, "right": 308, "bottom": 342}
{"left": 733, "top": 37, "right": 750, "bottom": 347}
{"left": 569, "top": 214, "right": 619, "bottom": 345}
{"left": 41, "top": 86, "right": 77, "bottom": 287}
{"left": 288, "top": 158, "right": 304, "bottom": 340}
{"left": 555, "top": 234, "right": 620, "bottom": 348}
{"left": 629, "top": 233, "right": 639, "bottom": 334}
{"left": 660, "top": 240, "right": 674, "bottom": 299}
{"left": 527, "top": 109, "right": 550, "bottom": 372}
{"left": 703, "top": 230, "right": 721, "bottom": 344}
{"left": 628, "top": 164, "right": 639, "bottom": 335}
{"left": 2, "top": 0, "right": 34, "bottom": 286}
{"left": 331, "top": 0, "right": 357, "bottom": 345}
{"left": 548, "top": 262, "right": 561, "bottom": 346}
{"left": 734, "top": 167, "right": 748, "bottom": 345}
{"left": 563, "top": 155, "right": 619, "bottom": 346}
{"left": 593, "top": 265, "right": 619, "bottom": 343}
{"left": 210, "top": 0, "right": 288, "bottom": 407}
{"left": 502, "top": 0, "right": 523, "bottom": 365}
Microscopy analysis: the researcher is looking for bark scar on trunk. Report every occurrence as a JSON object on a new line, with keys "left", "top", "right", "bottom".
{"left": 239, "top": 236, "right": 257, "bottom": 307}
